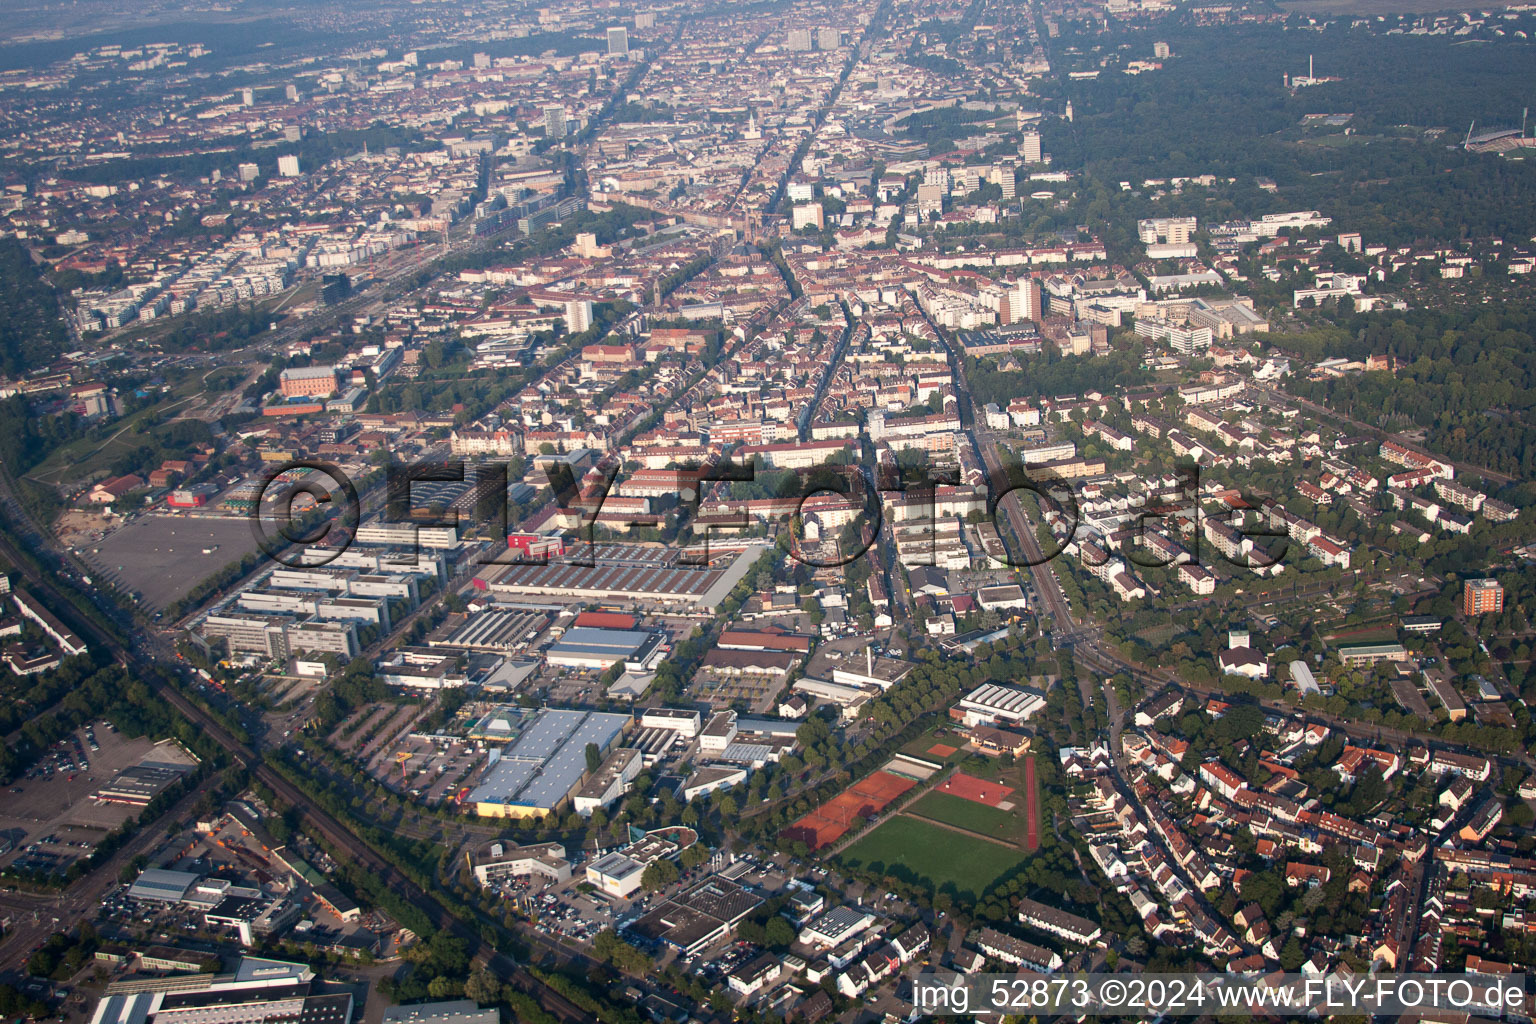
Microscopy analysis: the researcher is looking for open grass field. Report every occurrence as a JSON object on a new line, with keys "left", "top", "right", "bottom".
{"left": 28, "top": 378, "right": 208, "bottom": 487}
{"left": 1134, "top": 622, "right": 1188, "bottom": 646}
{"left": 908, "top": 791, "right": 1019, "bottom": 840}
{"left": 1327, "top": 622, "right": 1399, "bottom": 644}
{"left": 899, "top": 724, "right": 967, "bottom": 763}
{"left": 837, "top": 816, "right": 1023, "bottom": 899}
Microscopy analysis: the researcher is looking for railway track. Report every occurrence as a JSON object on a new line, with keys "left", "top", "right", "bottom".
{"left": 0, "top": 509, "right": 592, "bottom": 1022}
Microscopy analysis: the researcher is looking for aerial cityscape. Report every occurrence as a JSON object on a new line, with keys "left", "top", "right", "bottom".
{"left": 0, "top": 0, "right": 1533, "bottom": 1020}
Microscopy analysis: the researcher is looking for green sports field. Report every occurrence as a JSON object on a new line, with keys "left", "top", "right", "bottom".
{"left": 837, "top": 816, "right": 1023, "bottom": 899}
{"left": 908, "top": 790, "right": 1020, "bottom": 840}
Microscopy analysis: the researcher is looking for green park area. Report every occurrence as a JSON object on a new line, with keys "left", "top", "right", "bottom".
{"left": 837, "top": 815, "right": 1022, "bottom": 900}
{"left": 908, "top": 790, "right": 1021, "bottom": 841}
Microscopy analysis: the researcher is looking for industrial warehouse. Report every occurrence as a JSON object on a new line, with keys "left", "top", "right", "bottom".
{"left": 545, "top": 626, "right": 668, "bottom": 670}
{"left": 474, "top": 543, "right": 767, "bottom": 609}
{"left": 950, "top": 681, "right": 1049, "bottom": 727}
{"left": 467, "top": 708, "right": 631, "bottom": 819}
{"left": 428, "top": 608, "right": 551, "bottom": 652}
{"left": 94, "top": 740, "right": 200, "bottom": 806}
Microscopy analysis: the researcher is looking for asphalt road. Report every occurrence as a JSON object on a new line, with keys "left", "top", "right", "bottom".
{"left": 0, "top": 494, "right": 591, "bottom": 1023}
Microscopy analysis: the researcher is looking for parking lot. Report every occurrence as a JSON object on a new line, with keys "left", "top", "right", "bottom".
{"left": 542, "top": 665, "right": 610, "bottom": 706}
{"left": 367, "top": 736, "right": 482, "bottom": 806}
{"left": 685, "top": 668, "right": 781, "bottom": 713}
{"left": 0, "top": 724, "right": 156, "bottom": 875}
{"left": 330, "top": 701, "right": 422, "bottom": 761}
{"left": 81, "top": 513, "right": 261, "bottom": 612}
{"left": 804, "top": 633, "right": 907, "bottom": 679}
{"left": 487, "top": 847, "right": 822, "bottom": 976}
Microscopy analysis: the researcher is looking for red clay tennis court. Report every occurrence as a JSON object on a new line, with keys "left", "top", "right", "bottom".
{"left": 927, "top": 743, "right": 958, "bottom": 757}
{"left": 848, "top": 770, "right": 917, "bottom": 804}
{"left": 781, "top": 812, "right": 845, "bottom": 850}
{"left": 783, "top": 770, "right": 918, "bottom": 850}
{"left": 937, "top": 771, "right": 1016, "bottom": 808}
{"left": 1024, "top": 755, "right": 1040, "bottom": 851}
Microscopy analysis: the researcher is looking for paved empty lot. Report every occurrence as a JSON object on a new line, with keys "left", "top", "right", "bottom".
{"left": 82, "top": 514, "right": 261, "bottom": 611}
{"left": 0, "top": 728, "right": 158, "bottom": 873}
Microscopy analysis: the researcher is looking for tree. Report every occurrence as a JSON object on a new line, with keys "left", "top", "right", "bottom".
{"left": 764, "top": 916, "right": 796, "bottom": 949}
{"left": 585, "top": 742, "right": 603, "bottom": 774}
{"left": 593, "top": 928, "right": 653, "bottom": 973}
{"left": 426, "top": 976, "right": 461, "bottom": 999}
{"left": 641, "top": 858, "right": 679, "bottom": 891}
{"left": 463, "top": 969, "right": 502, "bottom": 1005}
{"left": 425, "top": 932, "right": 469, "bottom": 975}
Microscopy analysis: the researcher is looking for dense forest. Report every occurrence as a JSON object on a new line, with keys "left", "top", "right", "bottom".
{"left": 965, "top": 345, "right": 1151, "bottom": 406}
{"left": 0, "top": 238, "right": 67, "bottom": 377}
{"left": 1277, "top": 298, "right": 1536, "bottom": 478}
{"left": 1030, "top": 19, "right": 1536, "bottom": 245}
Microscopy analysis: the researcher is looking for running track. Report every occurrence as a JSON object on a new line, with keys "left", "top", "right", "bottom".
{"left": 1024, "top": 755, "right": 1040, "bottom": 851}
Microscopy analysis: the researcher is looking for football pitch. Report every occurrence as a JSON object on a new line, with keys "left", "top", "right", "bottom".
{"left": 837, "top": 816, "right": 1023, "bottom": 898}
{"left": 908, "top": 790, "right": 1019, "bottom": 840}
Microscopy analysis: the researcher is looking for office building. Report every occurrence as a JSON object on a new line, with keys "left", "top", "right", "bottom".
{"left": 200, "top": 613, "right": 357, "bottom": 661}
{"left": 787, "top": 28, "right": 813, "bottom": 51}
{"left": 792, "top": 204, "right": 824, "bottom": 231}
{"left": 640, "top": 707, "right": 702, "bottom": 736}
{"left": 1463, "top": 578, "right": 1504, "bottom": 615}
{"left": 278, "top": 365, "right": 338, "bottom": 397}
{"left": 607, "top": 26, "right": 629, "bottom": 55}
{"left": 573, "top": 747, "right": 643, "bottom": 815}
{"left": 465, "top": 841, "right": 571, "bottom": 885}
{"left": 277, "top": 154, "right": 301, "bottom": 177}
{"left": 586, "top": 851, "right": 646, "bottom": 896}
{"left": 543, "top": 104, "right": 567, "bottom": 139}
{"left": 1020, "top": 131, "right": 1042, "bottom": 164}
{"left": 565, "top": 298, "right": 593, "bottom": 333}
